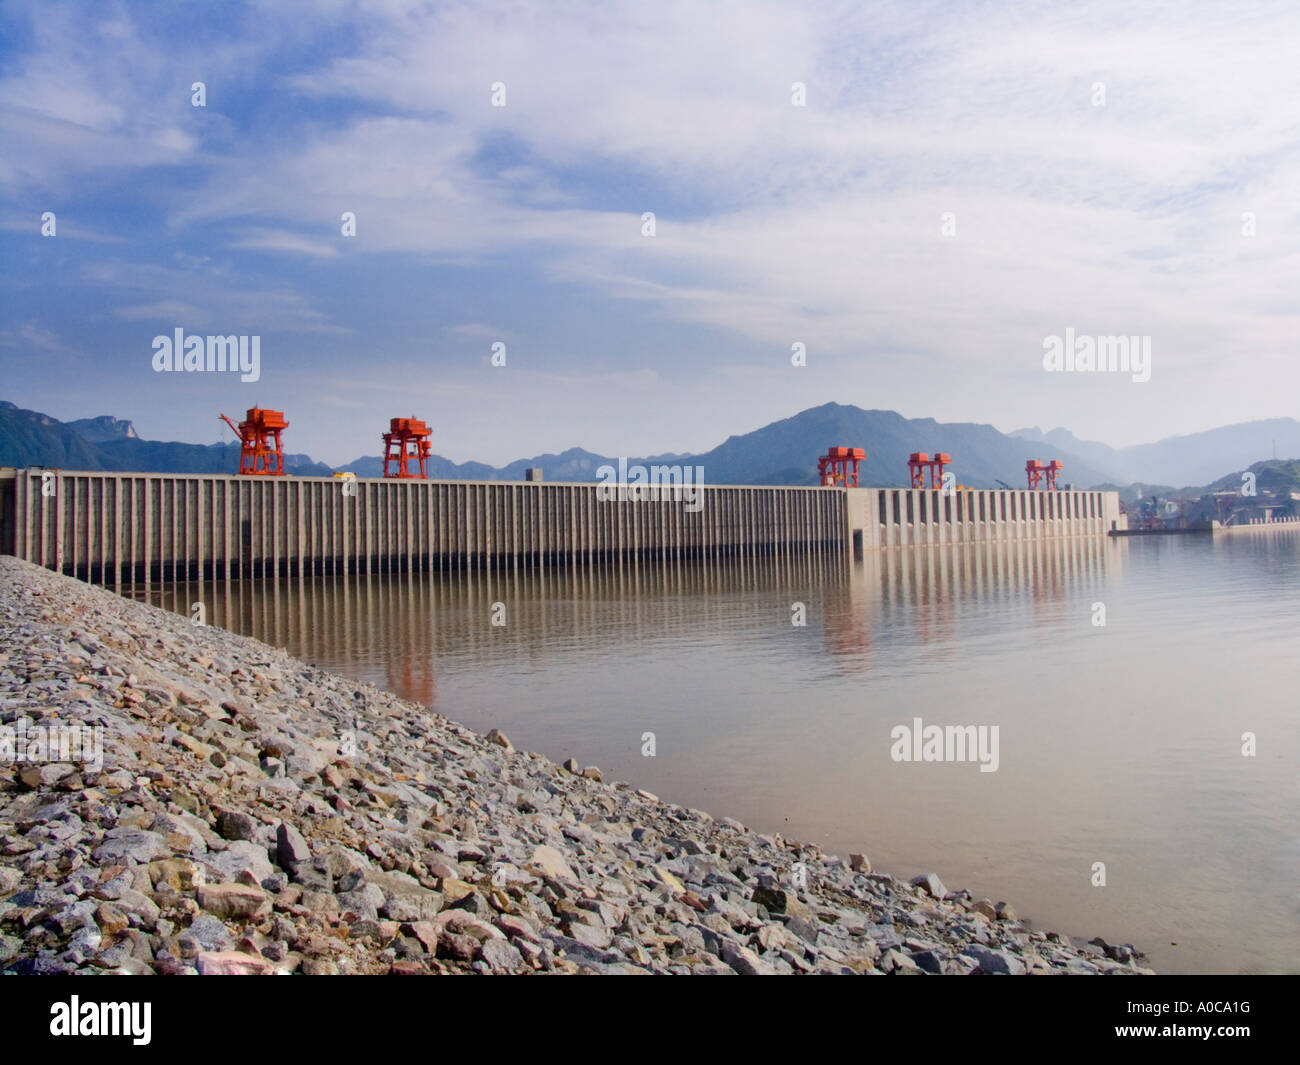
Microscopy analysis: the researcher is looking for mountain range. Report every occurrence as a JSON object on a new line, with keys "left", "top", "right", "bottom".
{"left": 2, "top": 398, "right": 1296, "bottom": 492}
{"left": 346, "top": 405, "right": 1108, "bottom": 486}
{"left": 1009, "top": 419, "right": 1300, "bottom": 487}
{"left": 0, "top": 402, "right": 333, "bottom": 477}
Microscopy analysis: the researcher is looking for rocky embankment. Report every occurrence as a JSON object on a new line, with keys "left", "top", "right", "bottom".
{"left": 0, "top": 557, "right": 1149, "bottom": 975}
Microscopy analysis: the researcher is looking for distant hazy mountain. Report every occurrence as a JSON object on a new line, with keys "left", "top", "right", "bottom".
{"left": 1008, "top": 426, "right": 1123, "bottom": 479}
{"left": 1011, "top": 418, "right": 1300, "bottom": 486}
{"left": 1201, "top": 458, "right": 1300, "bottom": 496}
{"left": 1123, "top": 419, "right": 1300, "bottom": 485}
{"left": 684, "top": 403, "right": 1113, "bottom": 487}
{"left": 66, "top": 414, "right": 139, "bottom": 444}
{"left": 0, "top": 402, "right": 333, "bottom": 476}
{"left": 338, "top": 446, "right": 690, "bottom": 482}
{"left": 0, "top": 401, "right": 105, "bottom": 470}
{"left": 94, "top": 437, "right": 333, "bottom": 477}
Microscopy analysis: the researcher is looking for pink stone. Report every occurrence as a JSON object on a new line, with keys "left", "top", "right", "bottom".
{"left": 196, "top": 950, "right": 270, "bottom": 975}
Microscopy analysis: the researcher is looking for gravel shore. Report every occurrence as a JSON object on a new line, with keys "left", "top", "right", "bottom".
{"left": 0, "top": 556, "right": 1149, "bottom": 975}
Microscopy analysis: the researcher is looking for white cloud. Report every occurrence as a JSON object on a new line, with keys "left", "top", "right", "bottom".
{"left": 11, "top": 321, "right": 73, "bottom": 353}
{"left": 114, "top": 300, "right": 207, "bottom": 323}
{"left": 451, "top": 322, "right": 506, "bottom": 338}
{"left": 228, "top": 229, "right": 343, "bottom": 259}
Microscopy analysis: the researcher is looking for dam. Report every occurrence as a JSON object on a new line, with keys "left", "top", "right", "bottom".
{"left": 0, "top": 468, "right": 1124, "bottom": 586}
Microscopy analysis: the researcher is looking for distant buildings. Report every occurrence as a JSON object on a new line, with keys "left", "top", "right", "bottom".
{"left": 1150, "top": 489, "right": 1298, "bottom": 529}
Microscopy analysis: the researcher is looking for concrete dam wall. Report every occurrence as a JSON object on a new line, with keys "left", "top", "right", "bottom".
{"left": 0, "top": 469, "right": 1123, "bottom": 585}
{"left": 844, "top": 486, "right": 1123, "bottom": 552}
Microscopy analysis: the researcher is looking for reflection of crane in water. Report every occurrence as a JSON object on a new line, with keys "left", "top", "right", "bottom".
{"left": 387, "top": 655, "right": 437, "bottom": 710}
{"left": 371, "top": 578, "right": 439, "bottom": 710}
{"left": 821, "top": 583, "right": 871, "bottom": 666}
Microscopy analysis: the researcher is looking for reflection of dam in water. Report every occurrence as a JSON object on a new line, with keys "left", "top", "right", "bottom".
{"left": 130, "top": 534, "right": 1117, "bottom": 707}
{"left": 2, "top": 467, "right": 1122, "bottom": 585}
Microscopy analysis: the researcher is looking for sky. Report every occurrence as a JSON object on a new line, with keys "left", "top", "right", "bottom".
{"left": 0, "top": 0, "right": 1297, "bottom": 467}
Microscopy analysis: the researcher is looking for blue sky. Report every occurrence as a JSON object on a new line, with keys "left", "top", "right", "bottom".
{"left": 1, "top": 0, "right": 1297, "bottom": 466}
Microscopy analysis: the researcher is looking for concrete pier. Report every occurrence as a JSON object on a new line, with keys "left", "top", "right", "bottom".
{"left": 0, "top": 468, "right": 1122, "bottom": 585}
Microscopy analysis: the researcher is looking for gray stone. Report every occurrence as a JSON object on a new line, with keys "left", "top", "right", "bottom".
{"left": 425, "top": 854, "right": 462, "bottom": 881}
{"left": 205, "top": 840, "right": 275, "bottom": 883}
{"left": 543, "top": 933, "right": 624, "bottom": 967}
{"left": 91, "top": 829, "right": 169, "bottom": 864}
{"left": 215, "top": 808, "right": 259, "bottom": 842}
{"left": 0, "top": 934, "right": 23, "bottom": 963}
{"left": 370, "top": 872, "right": 442, "bottom": 922}
{"left": 564, "top": 920, "right": 613, "bottom": 950}
{"left": 338, "top": 884, "right": 385, "bottom": 921}
{"left": 881, "top": 949, "right": 923, "bottom": 974}
{"left": 111, "top": 889, "right": 161, "bottom": 931}
{"left": 963, "top": 944, "right": 1027, "bottom": 975}
{"left": 9, "top": 886, "right": 68, "bottom": 908}
{"left": 477, "top": 938, "right": 524, "bottom": 972}
{"left": 51, "top": 900, "right": 98, "bottom": 935}
{"left": 177, "top": 914, "right": 233, "bottom": 954}
{"left": 439, "top": 931, "right": 478, "bottom": 961}
{"left": 720, "top": 940, "right": 778, "bottom": 975}
{"left": 784, "top": 915, "right": 820, "bottom": 946}
{"left": 275, "top": 820, "right": 312, "bottom": 868}
{"left": 151, "top": 812, "right": 209, "bottom": 853}
{"left": 910, "top": 873, "right": 948, "bottom": 899}
{"left": 751, "top": 883, "right": 793, "bottom": 915}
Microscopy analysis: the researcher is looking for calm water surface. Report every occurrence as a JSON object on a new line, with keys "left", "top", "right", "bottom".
{"left": 133, "top": 533, "right": 1299, "bottom": 974}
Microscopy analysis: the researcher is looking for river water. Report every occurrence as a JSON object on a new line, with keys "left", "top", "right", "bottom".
{"left": 130, "top": 531, "right": 1299, "bottom": 974}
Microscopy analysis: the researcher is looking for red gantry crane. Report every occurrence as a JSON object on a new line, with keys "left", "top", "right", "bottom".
{"left": 817, "top": 446, "right": 865, "bottom": 487}
{"left": 907, "top": 452, "right": 951, "bottom": 489}
{"left": 1044, "top": 459, "right": 1063, "bottom": 490}
{"left": 1025, "top": 458, "right": 1063, "bottom": 489}
{"left": 1025, "top": 459, "right": 1044, "bottom": 489}
{"left": 219, "top": 407, "right": 288, "bottom": 475}
{"left": 382, "top": 416, "right": 433, "bottom": 479}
